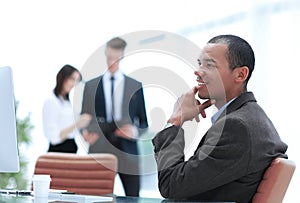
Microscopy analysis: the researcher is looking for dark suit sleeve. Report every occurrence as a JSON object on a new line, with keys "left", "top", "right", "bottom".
{"left": 152, "top": 118, "right": 251, "bottom": 199}
{"left": 81, "top": 83, "right": 89, "bottom": 114}
{"left": 81, "top": 80, "right": 99, "bottom": 133}
{"left": 81, "top": 81, "right": 93, "bottom": 115}
{"left": 135, "top": 83, "right": 148, "bottom": 135}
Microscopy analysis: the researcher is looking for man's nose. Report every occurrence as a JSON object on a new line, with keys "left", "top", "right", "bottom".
{"left": 195, "top": 69, "right": 205, "bottom": 78}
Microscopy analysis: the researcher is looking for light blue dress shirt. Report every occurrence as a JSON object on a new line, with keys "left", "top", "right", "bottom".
{"left": 211, "top": 97, "right": 237, "bottom": 124}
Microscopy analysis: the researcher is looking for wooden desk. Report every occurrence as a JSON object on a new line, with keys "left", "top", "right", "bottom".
{"left": 0, "top": 193, "right": 235, "bottom": 203}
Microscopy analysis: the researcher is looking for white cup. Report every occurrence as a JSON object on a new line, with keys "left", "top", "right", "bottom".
{"left": 32, "top": 174, "right": 51, "bottom": 197}
{"left": 33, "top": 197, "right": 49, "bottom": 203}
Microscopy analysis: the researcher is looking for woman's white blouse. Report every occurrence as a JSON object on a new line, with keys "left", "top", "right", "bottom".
{"left": 42, "top": 92, "right": 77, "bottom": 145}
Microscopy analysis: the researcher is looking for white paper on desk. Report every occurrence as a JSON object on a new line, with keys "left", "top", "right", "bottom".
{"left": 48, "top": 193, "right": 113, "bottom": 203}
{"left": 49, "top": 189, "right": 68, "bottom": 193}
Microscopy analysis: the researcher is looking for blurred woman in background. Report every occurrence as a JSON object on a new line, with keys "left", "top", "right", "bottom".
{"left": 42, "top": 64, "right": 91, "bottom": 153}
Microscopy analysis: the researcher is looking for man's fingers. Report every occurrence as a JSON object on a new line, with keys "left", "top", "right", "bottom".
{"left": 192, "top": 86, "right": 198, "bottom": 94}
{"left": 195, "top": 115, "right": 200, "bottom": 122}
{"left": 196, "top": 99, "right": 216, "bottom": 118}
{"left": 200, "top": 110, "right": 206, "bottom": 118}
{"left": 200, "top": 99, "right": 216, "bottom": 111}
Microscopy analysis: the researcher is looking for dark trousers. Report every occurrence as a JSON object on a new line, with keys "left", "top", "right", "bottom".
{"left": 119, "top": 173, "right": 140, "bottom": 197}
{"left": 88, "top": 121, "right": 141, "bottom": 196}
{"left": 48, "top": 138, "right": 78, "bottom": 153}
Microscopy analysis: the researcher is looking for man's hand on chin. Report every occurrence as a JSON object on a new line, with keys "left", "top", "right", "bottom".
{"left": 168, "top": 87, "right": 215, "bottom": 126}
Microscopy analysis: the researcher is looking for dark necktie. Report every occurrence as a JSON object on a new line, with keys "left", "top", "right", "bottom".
{"left": 110, "top": 76, "right": 115, "bottom": 121}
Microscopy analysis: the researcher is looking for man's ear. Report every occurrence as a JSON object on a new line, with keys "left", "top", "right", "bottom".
{"left": 234, "top": 66, "right": 249, "bottom": 83}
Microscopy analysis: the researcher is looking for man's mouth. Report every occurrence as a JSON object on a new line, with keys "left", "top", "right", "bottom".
{"left": 198, "top": 81, "right": 207, "bottom": 88}
{"left": 196, "top": 74, "right": 207, "bottom": 89}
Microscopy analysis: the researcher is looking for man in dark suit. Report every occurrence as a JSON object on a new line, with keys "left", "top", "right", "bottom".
{"left": 81, "top": 37, "right": 148, "bottom": 197}
{"left": 152, "top": 35, "right": 287, "bottom": 203}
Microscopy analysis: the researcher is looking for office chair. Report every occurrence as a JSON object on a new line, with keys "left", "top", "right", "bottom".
{"left": 33, "top": 152, "right": 118, "bottom": 195}
{"left": 252, "top": 157, "right": 296, "bottom": 203}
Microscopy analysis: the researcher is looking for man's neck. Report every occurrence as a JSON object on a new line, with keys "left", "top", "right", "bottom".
{"left": 215, "top": 90, "right": 246, "bottom": 109}
{"left": 108, "top": 66, "right": 119, "bottom": 75}
{"left": 105, "top": 68, "right": 123, "bottom": 80}
{"left": 215, "top": 100, "right": 226, "bottom": 109}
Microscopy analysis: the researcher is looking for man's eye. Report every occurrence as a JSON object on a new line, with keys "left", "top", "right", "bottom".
{"left": 206, "top": 63, "right": 215, "bottom": 69}
{"left": 197, "top": 59, "right": 201, "bottom": 66}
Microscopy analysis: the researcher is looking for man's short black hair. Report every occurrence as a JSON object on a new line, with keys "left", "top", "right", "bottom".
{"left": 208, "top": 34, "right": 255, "bottom": 88}
{"left": 106, "top": 37, "right": 127, "bottom": 50}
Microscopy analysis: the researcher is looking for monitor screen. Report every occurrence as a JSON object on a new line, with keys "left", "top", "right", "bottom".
{"left": 0, "top": 66, "right": 20, "bottom": 172}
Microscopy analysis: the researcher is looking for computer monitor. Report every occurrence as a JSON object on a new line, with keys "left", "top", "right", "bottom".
{"left": 0, "top": 66, "right": 20, "bottom": 172}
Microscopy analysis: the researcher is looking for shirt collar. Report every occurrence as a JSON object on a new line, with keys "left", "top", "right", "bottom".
{"left": 211, "top": 97, "right": 237, "bottom": 124}
{"left": 103, "top": 69, "right": 124, "bottom": 81}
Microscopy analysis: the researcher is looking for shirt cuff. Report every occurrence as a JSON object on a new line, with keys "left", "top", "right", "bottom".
{"left": 164, "top": 123, "right": 174, "bottom": 129}
{"left": 132, "top": 125, "right": 139, "bottom": 139}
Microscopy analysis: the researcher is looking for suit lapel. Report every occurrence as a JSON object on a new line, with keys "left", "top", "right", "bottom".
{"left": 122, "top": 76, "right": 130, "bottom": 120}
{"left": 194, "top": 92, "right": 256, "bottom": 153}
{"left": 215, "top": 92, "right": 256, "bottom": 124}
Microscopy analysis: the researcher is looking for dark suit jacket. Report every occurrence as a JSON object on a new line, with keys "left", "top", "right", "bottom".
{"left": 152, "top": 92, "right": 287, "bottom": 203}
{"left": 81, "top": 75, "right": 148, "bottom": 173}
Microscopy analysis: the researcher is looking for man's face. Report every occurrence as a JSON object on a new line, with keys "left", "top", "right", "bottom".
{"left": 106, "top": 47, "right": 124, "bottom": 73}
{"left": 196, "top": 43, "right": 236, "bottom": 103}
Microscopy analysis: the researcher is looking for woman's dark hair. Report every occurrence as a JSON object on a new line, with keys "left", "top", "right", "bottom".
{"left": 54, "top": 64, "right": 82, "bottom": 101}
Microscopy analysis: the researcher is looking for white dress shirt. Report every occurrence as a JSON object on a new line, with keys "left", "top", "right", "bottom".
{"left": 103, "top": 69, "right": 125, "bottom": 122}
{"left": 42, "top": 92, "right": 77, "bottom": 145}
